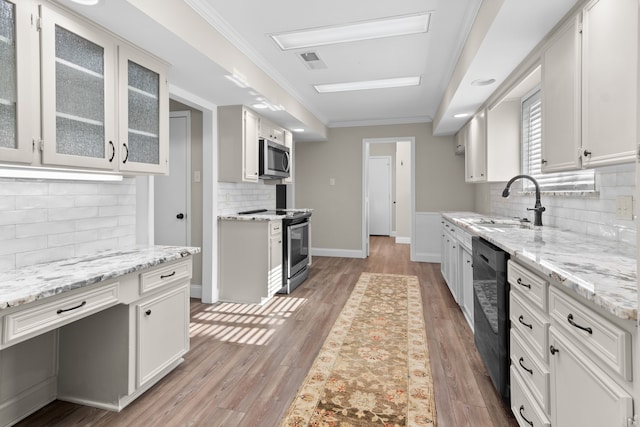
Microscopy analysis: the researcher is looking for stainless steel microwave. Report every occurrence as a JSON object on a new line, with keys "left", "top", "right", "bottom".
{"left": 259, "top": 138, "right": 290, "bottom": 179}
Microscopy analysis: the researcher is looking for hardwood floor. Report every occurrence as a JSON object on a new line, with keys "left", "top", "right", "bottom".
{"left": 18, "top": 236, "right": 517, "bottom": 427}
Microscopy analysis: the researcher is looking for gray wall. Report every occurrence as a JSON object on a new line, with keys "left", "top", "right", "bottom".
{"left": 295, "top": 122, "right": 475, "bottom": 251}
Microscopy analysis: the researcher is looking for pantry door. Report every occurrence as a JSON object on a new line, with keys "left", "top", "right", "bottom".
{"left": 154, "top": 111, "right": 190, "bottom": 246}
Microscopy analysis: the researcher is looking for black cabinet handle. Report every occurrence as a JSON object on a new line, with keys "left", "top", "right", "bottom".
{"left": 583, "top": 149, "right": 592, "bottom": 157}
{"left": 550, "top": 345, "right": 560, "bottom": 355}
{"left": 57, "top": 300, "right": 87, "bottom": 314}
{"left": 145, "top": 309, "right": 151, "bottom": 316}
{"left": 519, "top": 357, "right": 533, "bottom": 375}
{"left": 108, "top": 141, "right": 115, "bottom": 162}
{"left": 160, "top": 271, "right": 176, "bottom": 279}
{"left": 519, "top": 405, "right": 534, "bottom": 427}
{"left": 567, "top": 314, "right": 593, "bottom": 334}
{"left": 123, "top": 143, "right": 129, "bottom": 163}
{"left": 518, "top": 315, "right": 533, "bottom": 330}
{"left": 517, "top": 278, "right": 531, "bottom": 289}
{"left": 176, "top": 213, "right": 185, "bottom": 219}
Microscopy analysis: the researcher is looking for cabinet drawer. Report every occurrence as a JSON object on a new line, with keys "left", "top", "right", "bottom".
{"left": 2, "top": 282, "right": 119, "bottom": 347}
{"left": 270, "top": 220, "right": 282, "bottom": 236}
{"left": 508, "top": 260, "right": 548, "bottom": 311}
{"left": 510, "top": 291, "right": 550, "bottom": 363}
{"left": 139, "top": 259, "right": 191, "bottom": 294}
{"left": 549, "top": 287, "right": 631, "bottom": 381}
{"left": 510, "top": 329, "right": 550, "bottom": 414}
{"left": 510, "top": 366, "right": 551, "bottom": 427}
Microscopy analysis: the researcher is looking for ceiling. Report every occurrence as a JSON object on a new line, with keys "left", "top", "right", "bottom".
{"left": 56, "top": 0, "right": 579, "bottom": 141}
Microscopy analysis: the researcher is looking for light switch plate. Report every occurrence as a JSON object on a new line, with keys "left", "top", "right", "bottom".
{"left": 615, "top": 195, "right": 633, "bottom": 220}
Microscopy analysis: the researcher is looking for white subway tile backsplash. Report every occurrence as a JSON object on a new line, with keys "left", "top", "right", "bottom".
{"left": 217, "top": 182, "right": 277, "bottom": 216}
{"left": 487, "top": 163, "right": 636, "bottom": 243}
{"left": 0, "top": 177, "right": 136, "bottom": 270}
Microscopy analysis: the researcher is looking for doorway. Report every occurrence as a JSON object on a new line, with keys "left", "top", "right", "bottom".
{"left": 362, "top": 137, "right": 415, "bottom": 259}
{"left": 155, "top": 111, "right": 191, "bottom": 246}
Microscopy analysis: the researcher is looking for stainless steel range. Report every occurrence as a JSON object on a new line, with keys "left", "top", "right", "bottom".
{"left": 237, "top": 209, "right": 311, "bottom": 294}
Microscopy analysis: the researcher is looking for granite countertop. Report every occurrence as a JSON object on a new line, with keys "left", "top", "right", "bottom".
{"left": 443, "top": 212, "right": 637, "bottom": 320}
{"left": 0, "top": 245, "right": 201, "bottom": 311}
{"left": 219, "top": 208, "right": 314, "bottom": 222}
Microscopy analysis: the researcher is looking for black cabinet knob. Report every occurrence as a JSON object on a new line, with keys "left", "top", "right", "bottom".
{"left": 145, "top": 309, "right": 151, "bottom": 316}
{"left": 176, "top": 213, "right": 185, "bottom": 219}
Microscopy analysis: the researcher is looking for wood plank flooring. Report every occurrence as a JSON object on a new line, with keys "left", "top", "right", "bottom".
{"left": 17, "top": 236, "right": 517, "bottom": 427}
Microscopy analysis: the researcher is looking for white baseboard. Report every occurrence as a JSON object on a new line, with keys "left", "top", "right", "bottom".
{"left": 395, "top": 236, "right": 410, "bottom": 245}
{"left": 311, "top": 248, "right": 366, "bottom": 259}
{"left": 413, "top": 252, "right": 441, "bottom": 263}
{"left": 190, "top": 284, "right": 202, "bottom": 299}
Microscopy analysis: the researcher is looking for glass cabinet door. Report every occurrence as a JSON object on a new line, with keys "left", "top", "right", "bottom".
{"left": 118, "top": 45, "right": 168, "bottom": 174}
{"left": 40, "top": 5, "right": 116, "bottom": 170}
{"left": 0, "top": 0, "right": 34, "bottom": 164}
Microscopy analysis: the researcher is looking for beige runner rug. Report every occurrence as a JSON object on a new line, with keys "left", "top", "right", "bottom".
{"left": 279, "top": 272, "right": 436, "bottom": 427}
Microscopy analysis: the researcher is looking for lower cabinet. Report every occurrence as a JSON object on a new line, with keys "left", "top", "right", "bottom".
{"left": 136, "top": 286, "right": 189, "bottom": 388}
{"left": 549, "top": 327, "right": 633, "bottom": 427}
{"left": 0, "top": 257, "right": 193, "bottom": 422}
{"left": 507, "top": 259, "right": 635, "bottom": 427}
{"left": 219, "top": 219, "right": 283, "bottom": 304}
{"left": 440, "top": 217, "right": 473, "bottom": 329}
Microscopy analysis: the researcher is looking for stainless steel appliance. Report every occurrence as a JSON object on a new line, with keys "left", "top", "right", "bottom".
{"left": 237, "top": 209, "right": 311, "bottom": 294}
{"left": 472, "top": 236, "right": 510, "bottom": 403}
{"left": 259, "top": 138, "right": 290, "bottom": 179}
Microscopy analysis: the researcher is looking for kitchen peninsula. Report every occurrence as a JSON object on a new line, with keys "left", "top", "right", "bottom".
{"left": 0, "top": 245, "right": 200, "bottom": 427}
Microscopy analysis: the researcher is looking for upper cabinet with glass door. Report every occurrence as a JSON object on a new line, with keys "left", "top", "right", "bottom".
{"left": 0, "top": 0, "right": 36, "bottom": 164}
{"left": 40, "top": 5, "right": 117, "bottom": 170}
{"left": 118, "top": 45, "right": 169, "bottom": 174}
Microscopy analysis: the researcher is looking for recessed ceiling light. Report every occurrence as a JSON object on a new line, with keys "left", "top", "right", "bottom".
{"left": 314, "top": 76, "right": 421, "bottom": 93}
{"left": 271, "top": 12, "right": 430, "bottom": 50}
{"left": 293, "top": 128, "right": 305, "bottom": 132}
{"left": 471, "top": 78, "right": 496, "bottom": 87}
{"left": 454, "top": 113, "right": 470, "bottom": 118}
{"left": 68, "top": 0, "right": 100, "bottom": 5}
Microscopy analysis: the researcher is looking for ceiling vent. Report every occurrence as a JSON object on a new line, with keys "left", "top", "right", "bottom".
{"left": 299, "top": 51, "right": 327, "bottom": 70}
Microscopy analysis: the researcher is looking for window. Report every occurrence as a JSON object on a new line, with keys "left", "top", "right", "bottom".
{"left": 521, "top": 90, "right": 595, "bottom": 192}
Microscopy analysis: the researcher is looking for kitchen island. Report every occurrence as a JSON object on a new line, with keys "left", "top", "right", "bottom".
{"left": 0, "top": 245, "right": 200, "bottom": 426}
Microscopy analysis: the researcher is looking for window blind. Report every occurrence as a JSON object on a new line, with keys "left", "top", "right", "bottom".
{"left": 521, "top": 90, "right": 594, "bottom": 192}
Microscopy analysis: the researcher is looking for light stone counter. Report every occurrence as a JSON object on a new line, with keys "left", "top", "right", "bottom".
{"left": 443, "top": 212, "right": 637, "bottom": 320}
{"left": 0, "top": 245, "right": 201, "bottom": 310}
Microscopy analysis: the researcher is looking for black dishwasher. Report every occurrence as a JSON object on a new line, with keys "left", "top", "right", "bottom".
{"left": 472, "top": 236, "right": 510, "bottom": 403}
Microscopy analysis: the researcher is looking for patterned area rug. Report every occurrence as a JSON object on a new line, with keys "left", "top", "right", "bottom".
{"left": 279, "top": 272, "right": 436, "bottom": 427}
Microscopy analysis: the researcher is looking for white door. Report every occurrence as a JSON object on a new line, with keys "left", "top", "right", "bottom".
{"left": 368, "top": 156, "right": 392, "bottom": 236}
{"left": 154, "top": 111, "right": 190, "bottom": 246}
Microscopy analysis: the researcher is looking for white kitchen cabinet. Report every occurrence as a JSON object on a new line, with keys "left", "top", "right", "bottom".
{"left": 117, "top": 44, "right": 169, "bottom": 174}
{"left": 461, "top": 247, "right": 473, "bottom": 329}
{"left": 0, "top": 0, "right": 36, "bottom": 164}
{"left": 464, "top": 111, "right": 486, "bottom": 182}
{"left": 581, "top": 0, "right": 637, "bottom": 167}
{"left": 136, "top": 285, "right": 189, "bottom": 388}
{"left": 541, "top": 0, "right": 638, "bottom": 170}
{"left": 219, "top": 219, "right": 283, "bottom": 304}
{"left": 40, "top": 4, "right": 117, "bottom": 170}
{"left": 441, "top": 222, "right": 459, "bottom": 302}
{"left": 259, "top": 116, "right": 284, "bottom": 143}
{"left": 541, "top": 16, "right": 582, "bottom": 172}
{"left": 218, "top": 105, "right": 260, "bottom": 182}
{"left": 463, "top": 102, "right": 519, "bottom": 183}
{"left": 1, "top": 3, "right": 169, "bottom": 175}
{"left": 549, "top": 327, "right": 633, "bottom": 427}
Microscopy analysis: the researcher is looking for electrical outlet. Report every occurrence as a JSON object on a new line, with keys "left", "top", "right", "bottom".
{"left": 193, "top": 171, "right": 201, "bottom": 182}
{"left": 616, "top": 195, "right": 633, "bottom": 220}
{"left": 329, "top": 178, "right": 336, "bottom": 186}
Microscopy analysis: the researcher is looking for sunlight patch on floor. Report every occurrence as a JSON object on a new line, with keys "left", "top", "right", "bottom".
{"left": 189, "top": 296, "right": 307, "bottom": 345}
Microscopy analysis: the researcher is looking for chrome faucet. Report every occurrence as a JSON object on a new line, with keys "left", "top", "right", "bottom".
{"left": 502, "top": 174, "right": 545, "bottom": 226}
